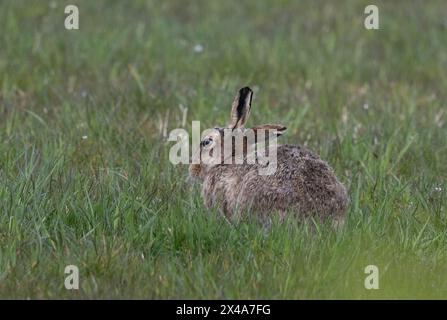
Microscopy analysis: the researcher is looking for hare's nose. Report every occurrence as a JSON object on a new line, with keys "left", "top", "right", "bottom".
{"left": 190, "top": 150, "right": 202, "bottom": 164}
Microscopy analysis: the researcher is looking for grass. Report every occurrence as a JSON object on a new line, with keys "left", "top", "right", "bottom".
{"left": 0, "top": 0, "right": 446, "bottom": 299}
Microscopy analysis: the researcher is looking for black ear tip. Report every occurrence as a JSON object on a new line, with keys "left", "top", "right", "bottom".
{"left": 239, "top": 86, "right": 253, "bottom": 95}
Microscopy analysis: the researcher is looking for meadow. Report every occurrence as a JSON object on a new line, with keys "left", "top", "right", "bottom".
{"left": 0, "top": 0, "right": 446, "bottom": 299}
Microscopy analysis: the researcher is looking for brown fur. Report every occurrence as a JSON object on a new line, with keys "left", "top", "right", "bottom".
{"left": 189, "top": 87, "right": 348, "bottom": 223}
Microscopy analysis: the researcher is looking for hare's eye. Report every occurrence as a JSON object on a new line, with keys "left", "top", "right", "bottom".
{"left": 201, "top": 138, "right": 212, "bottom": 147}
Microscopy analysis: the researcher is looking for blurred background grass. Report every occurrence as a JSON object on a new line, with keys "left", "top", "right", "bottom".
{"left": 0, "top": 0, "right": 446, "bottom": 298}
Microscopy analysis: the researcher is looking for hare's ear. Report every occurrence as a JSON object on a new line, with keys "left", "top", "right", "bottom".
{"left": 252, "top": 124, "right": 287, "bottom": 138}
{"left": 229, "top": 87, "right": 253, "bottom": 129}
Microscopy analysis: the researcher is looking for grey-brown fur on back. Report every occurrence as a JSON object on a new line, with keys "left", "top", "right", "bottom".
{"left": 201, "top": 144, "right": 347, "bottom": 221}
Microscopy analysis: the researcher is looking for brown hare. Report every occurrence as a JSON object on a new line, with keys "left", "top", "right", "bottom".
{"left": 189, "top": 87, "right": 348, "bottom": 226}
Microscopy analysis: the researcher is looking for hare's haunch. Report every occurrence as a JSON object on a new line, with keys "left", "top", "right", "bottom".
{"left": 189, "top": 87, "right": 348, "bottom": 223}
